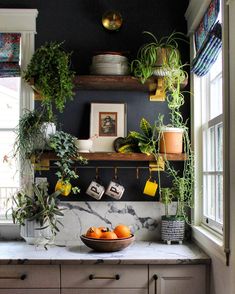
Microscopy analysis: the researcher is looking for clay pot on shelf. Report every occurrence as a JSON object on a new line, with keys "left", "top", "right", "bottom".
{"left": 160, "top": 127, "right": 184, "bottom": 154}
{"left": 161, "top": 216, "right": 185, "bottom": 245}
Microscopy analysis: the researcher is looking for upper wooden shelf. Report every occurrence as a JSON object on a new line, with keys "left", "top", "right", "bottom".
{"left": 73, "top": 75, "right": 156, "bottom": 91}
{"left": 38, "top": 152, "right": 187, "bottom": 162}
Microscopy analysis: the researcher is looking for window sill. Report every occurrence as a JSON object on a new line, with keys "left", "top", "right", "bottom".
{"left": 192, "top": 225, "right": 226, "bottom": 264}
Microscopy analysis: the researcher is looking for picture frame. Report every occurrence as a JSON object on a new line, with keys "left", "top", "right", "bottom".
{"left": 90, "top": 102, "right": 127, "bottom": 152}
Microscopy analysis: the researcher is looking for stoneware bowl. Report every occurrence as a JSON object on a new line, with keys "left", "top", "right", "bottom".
{"left": 80, "top": 234, "right": 135, "bottom": 252}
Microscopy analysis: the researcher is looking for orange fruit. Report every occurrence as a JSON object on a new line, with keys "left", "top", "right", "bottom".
{"left": 114, "top": 224, "right": 131, "bottom": 238}
{"left": 85, "top": 227, "right": 102, "bottom": 239}
{"left": 100, "top": 230, "right": 118, "bottom": 239}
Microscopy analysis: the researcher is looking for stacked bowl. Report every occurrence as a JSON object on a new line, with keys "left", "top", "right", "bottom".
{"left": 90, "top": 52, "right": 129, "bottom": 75}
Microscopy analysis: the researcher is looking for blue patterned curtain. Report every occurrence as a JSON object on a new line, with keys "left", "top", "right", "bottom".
{"left": 0, "top": 33, "right": 21, "bottom": 78}
{"left": 191, "top": 0, "right": 221, "bottom": 77}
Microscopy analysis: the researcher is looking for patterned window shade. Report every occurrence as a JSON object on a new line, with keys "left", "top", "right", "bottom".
{"left": 0, "top": 33, "right": 21, "bottom": 78}
{"left": 191, "top": 0, "right": 221, "bottom": 77}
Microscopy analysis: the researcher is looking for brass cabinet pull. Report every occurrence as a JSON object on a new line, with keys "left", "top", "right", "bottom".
{"left": 89, "top": 274, "right": 120, "bottom": 280}
{"left": 0, "top": 274, "right": 27, "bottom": 280}
{"left": 153, "top": 274, "right": 158, "bottom": 294}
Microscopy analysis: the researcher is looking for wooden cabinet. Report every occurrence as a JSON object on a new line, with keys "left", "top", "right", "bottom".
{"left": 0, "top": 265, "right": 60, "bottom": 292}
{"left": 0, "top": 290, "right": 60, "bottom": 294}
{"left": 149, "top": 265, "right": 207, "bottom": 294}
{"left": 61, "top": 265, "right": 148, "bottom": 293}
{"left": 0, "top": 263, "right": 208, "bottom": 293}
{"left": 61, "top": 290, "right": 147, "bottom": 294}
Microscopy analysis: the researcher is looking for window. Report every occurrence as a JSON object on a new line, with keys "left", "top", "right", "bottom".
{"left": 201, "top": 52, "right": 223, "bottom": 233}
{"left": 0, "top": 77, "right": 21, "bottom": 219}
{"left": 0, "top": 9, "right": 38, "bottom": 223}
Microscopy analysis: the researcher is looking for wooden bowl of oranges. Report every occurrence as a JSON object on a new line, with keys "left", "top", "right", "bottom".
{"left": 80, "top": 225, "right": 134, "bottom": 252}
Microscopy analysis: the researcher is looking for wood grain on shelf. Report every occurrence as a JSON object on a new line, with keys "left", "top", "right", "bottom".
{"left": 39, "top": 152, "right": 187, "bottom": 162}
{"left": 73, "top": 75, "right": 157, "bottom": 91}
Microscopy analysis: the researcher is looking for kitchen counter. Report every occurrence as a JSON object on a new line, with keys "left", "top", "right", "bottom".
{"left": 0, "top": 241, "right": 210, "bottom": 265}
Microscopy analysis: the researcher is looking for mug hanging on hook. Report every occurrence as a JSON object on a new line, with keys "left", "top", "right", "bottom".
{"left": 86, "top": 167, "right": 105, "bottom": 200}
{"left": 105, "top": 167, "right": 125, "bottom": 200}
{"left": 143, "top": 169, "right": 158, "bottom": 197}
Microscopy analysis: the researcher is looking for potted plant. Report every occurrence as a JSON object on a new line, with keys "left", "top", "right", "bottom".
{"left": 14, "top": 109, "right": 56, "bottom": 162}
{"left": 117, "top": 118, "right": 159, "bottom": 157}
{"left": 49, "top": 131, "right": 87, "bottom": 196}
{"left": 131, "top": 31, "right": 187, "bottom": 84}
{"left": 11, "top": 182, "right": 63, "bottom": 245}
{"left": 24, "top": 42, "right": 75, "bottom": 120}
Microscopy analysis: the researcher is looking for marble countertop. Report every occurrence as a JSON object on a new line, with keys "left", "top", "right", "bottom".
{"left": 0, "top": 241, "right": 210, "bottom": 265}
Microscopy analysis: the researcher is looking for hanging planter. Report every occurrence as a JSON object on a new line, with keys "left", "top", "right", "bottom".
{"left": 160, "top": 127, "right": 184, "bottom": 154}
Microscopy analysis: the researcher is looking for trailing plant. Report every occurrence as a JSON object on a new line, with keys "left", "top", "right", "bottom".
{"left": 14, "top": 109, "right": 56, "bottom": 162}
{"left": 11, "top": 182, "right": 64, "bottom": 237}
{"left": 24, "top": 42, "right": 75, "bottom": 119}
{"left": 49, "top": 131, "right": 87, "bottom": 194}
{"left": 160, "top": 187, "right": 173, "bottom": 218}
{"left": 131, "top": 31, "right": 187, "bottom": 84}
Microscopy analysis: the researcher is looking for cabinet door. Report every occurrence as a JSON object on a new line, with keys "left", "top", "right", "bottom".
{"left": 0, "top": 290, "right": 60, "bottom": 294}
{"left": 149, "top": 265, "right": 207, "bottom": 294}
{"left": 61, "top": 290, "right": 148, "bottom": 294}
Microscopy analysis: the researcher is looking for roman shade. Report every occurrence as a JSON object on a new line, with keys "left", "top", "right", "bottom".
{"left": 0, "top": 33, "right": 21, "bottom": 77}
{"left": 191, "top": 0, "right": 221, "bottom": 76}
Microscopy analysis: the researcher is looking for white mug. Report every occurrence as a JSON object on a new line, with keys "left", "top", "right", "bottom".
{"left": 86, "top": 180, "right": 105, "bottom": 200}
{"left": 105, "top": 180, "right": 125, "bottom": 200}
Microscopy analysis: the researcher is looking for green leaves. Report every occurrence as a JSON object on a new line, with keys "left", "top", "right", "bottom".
{"left": 140, "top": 118, "right": 152, "bottom": 138}
{"left": 24, "top": 42, "right": 75, "bottom": 120}
{"left": 11, "top": 182, "right": 64, "bottom": 237}
{"left": 49, "top": 131, "right": 87, "bottom": 193}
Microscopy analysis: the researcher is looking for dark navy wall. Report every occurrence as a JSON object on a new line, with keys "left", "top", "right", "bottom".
{"left": 0, "top": 0, "right": 189, "bottom": 201}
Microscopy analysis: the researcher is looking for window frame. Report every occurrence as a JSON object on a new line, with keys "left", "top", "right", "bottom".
{"left": 0, "top": 9, "right": 38, "bottom": 231}
{"left": 186, "top": 0, "right": 230, "bottom": 264}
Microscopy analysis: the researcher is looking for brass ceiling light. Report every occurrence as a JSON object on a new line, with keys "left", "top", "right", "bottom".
{"left": 102, "top": 11, "right": 123, "bottom": 31}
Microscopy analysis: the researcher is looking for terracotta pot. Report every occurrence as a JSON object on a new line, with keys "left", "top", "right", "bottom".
{"left": 160, "top": 127, "right": 184, "bottom": 154}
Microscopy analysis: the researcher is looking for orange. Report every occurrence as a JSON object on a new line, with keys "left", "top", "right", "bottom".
{"left": 100, "top": 231, "right": 118, "bottom": 239}
{"left": 85, "top": 227, "right": 102, "bottom": 239}
{"left": 114, "top": 224, "right": 131, "bottom": 238}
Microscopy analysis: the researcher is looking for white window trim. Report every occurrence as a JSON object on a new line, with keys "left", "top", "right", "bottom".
{"left": 0, "top": 9, "right": 38, "bottom": 237}
{"left": 185, "top": 0, "right": 230, "bottom": 265}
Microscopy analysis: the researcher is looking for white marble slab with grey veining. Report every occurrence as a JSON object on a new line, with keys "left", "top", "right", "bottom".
{"left": 0, "top": 241, "right": 210, "bottom": 265}
{"left": 55, "top": 201, "right": 178, "bottom": 245}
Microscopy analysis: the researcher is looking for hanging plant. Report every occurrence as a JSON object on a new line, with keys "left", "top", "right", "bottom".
{"left": 24, "top": 42, "right": 75, "bottom": 119}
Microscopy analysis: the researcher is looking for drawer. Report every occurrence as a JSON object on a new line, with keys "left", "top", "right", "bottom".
{"left": 62, "top": 290, "right": 148, "bottom": 294}
{"left": 0, "top": 290, "right": 60, "bottom": 294}
{"left": 61, "top": 265, "right": 148, "bottom": 289}
{"left": 0, "top": 265, "right": 60, "bottom": 289}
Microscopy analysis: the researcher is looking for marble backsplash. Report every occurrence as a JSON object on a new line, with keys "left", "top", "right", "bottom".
{"left": 55, "top": 201, "right": 177, "bottom": 246}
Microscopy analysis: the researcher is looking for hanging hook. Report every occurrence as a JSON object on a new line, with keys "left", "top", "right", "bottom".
{"left": 95, "top": 167, "right": 99, "bottom": 180}
{"left": 136, "top": 167, "right": 140, "bottom": 180}
{"left": 114, "top": 167, "right": 118, "bottom": 180}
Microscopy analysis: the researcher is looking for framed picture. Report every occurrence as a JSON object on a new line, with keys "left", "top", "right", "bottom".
{"left": 90, "top": 103, "right": 127, "bottom": 152}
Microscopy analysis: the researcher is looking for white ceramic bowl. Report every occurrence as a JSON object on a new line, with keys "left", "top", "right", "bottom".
{"left": 75, "top": 139, "right": 93, "bottom": 152}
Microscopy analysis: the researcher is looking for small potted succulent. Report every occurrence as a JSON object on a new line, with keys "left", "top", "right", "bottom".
{"left": 49, "top": 131, "right": 87, "bottom": 196}
{"left": 11, "top": 182, "right": 63, "bottom": 245}
{"left": 24, "top": 41, "right": 75, "bottom": 120}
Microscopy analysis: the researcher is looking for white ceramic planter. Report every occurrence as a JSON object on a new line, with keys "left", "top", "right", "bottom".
{"left": 20, "top": 219, "right": 52, "bottom": 245}
{"left": 35, "top": 122, "right": 56, "bottom": 150}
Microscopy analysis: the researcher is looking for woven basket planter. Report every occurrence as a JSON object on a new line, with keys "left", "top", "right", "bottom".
{"left": 161, "top": 217, "right": 185, "bottom": 244}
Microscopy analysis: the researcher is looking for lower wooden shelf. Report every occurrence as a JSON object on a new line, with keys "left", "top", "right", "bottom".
{"left": 37, "top": 152, "right": 187, "bottom": 162}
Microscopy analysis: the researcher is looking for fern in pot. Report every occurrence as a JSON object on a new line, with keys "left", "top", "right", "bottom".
{"left": 24, "top": 42, "right": 75, "bottom": 120}
{"left": 11, "top": 182, "right": 63, "bottom": 246}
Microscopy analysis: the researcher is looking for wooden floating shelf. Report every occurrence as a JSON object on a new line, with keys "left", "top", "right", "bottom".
{"left": 38, "top": 152, "right": 187, "bottom": 162}
{"left": 73, "top": 75, "right": 154, "bottom": 91}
